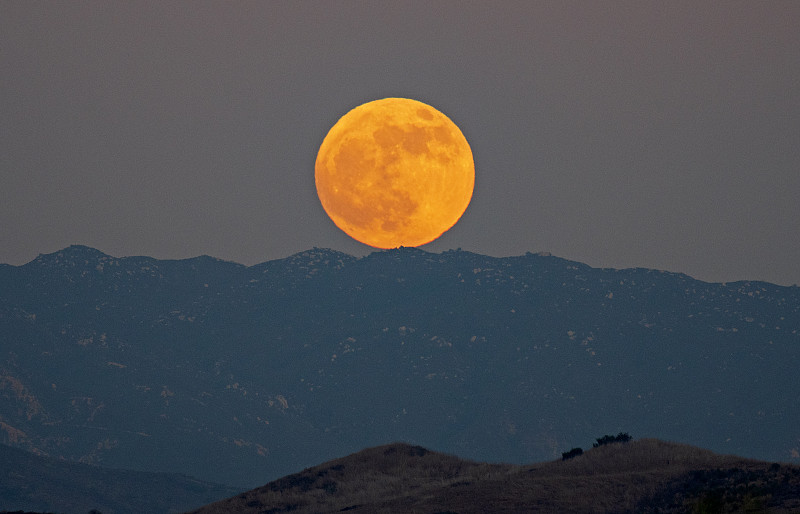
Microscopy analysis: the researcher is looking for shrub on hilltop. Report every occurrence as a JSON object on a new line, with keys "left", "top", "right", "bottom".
{"left": 593, "top": 432, "right": 632, "bottom": 448}
{"left": 561, "top": 448, "right": 584, "bottom": 461}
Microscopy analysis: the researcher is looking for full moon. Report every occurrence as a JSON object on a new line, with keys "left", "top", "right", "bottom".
{"left": 315, "top": 98, "right": 474, "bottom": 249}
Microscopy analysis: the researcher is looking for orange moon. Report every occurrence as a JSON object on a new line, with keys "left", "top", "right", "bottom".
{"left": 315, "top": 98, "right": 474, "bottom": 249}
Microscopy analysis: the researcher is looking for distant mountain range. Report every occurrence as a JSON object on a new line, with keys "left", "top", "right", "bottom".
{"left": 1, "top": 245, "right": 798, "bottom": 489}
{"left": 0, "top": 442, "right": 240, "bottom": 514}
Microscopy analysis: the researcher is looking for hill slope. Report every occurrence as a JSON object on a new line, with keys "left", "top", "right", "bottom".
{"left": 0, "top": 443, "right": 241, "bottom": 514}
{"left": 189, "top": 439, "right": 800, "bottom": 513}
{"left": 0, "top": 245, "right": 798, "bottom": 486}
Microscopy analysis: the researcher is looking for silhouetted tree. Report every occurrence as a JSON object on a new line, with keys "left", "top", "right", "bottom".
{"left": 593, "top": 432, "right": 632, "bottom": 447}
{"left": 561, "top": 447, "right": 583, "bottom": 460}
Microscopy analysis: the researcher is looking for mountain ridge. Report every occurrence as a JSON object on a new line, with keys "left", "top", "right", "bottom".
{"left": 0, "top": 441, "right": 242, "bottom": 514}
{"left": 1, "top": 245, "right": 798, "bottom": 487}
{"left": 13, "top": 244, "right": 793, "bottom": 289}
{"left": 8, "top": 244, "right": 719, "bottom": 282}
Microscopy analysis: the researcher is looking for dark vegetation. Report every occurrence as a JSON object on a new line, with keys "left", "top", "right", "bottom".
{"left": 594, "top": 432, "right": 633, "bottom": 447}
{"left": 563, "top": 432, "right": 632, "bottom": 460}
{"left": 562, "top": 447, "right": 584, "bottom": 461}
{"left": 189, "top": 439, "right": 800, "bottom": 514}
{"left": 0, "top": 443, "right": 241, "bottom": 514}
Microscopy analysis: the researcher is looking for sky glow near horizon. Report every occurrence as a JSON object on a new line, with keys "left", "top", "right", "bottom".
{"left": 1, "top": 2, "right": 799, "bottom": 285}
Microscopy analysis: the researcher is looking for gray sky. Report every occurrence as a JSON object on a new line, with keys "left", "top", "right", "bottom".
{"left": 2, "top": 2, "right": 799, "bottom": 285}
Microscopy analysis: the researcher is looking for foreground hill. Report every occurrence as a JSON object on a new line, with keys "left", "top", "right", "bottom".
{"left": 0, "top": 246, "right": 798, "bottom": 486}
{"left": 0, "top": 443, "right": 241, "bottom": 514}
{"left": 190, "top": 439, "right": 800, "bottom": 513}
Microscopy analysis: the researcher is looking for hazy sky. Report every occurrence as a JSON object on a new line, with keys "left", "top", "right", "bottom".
{"left": 2, "top": 2, "right": 799, "bottom": 285}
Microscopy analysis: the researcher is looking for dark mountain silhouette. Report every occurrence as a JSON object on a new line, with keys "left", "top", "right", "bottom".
{"left": 0, "top": 442, "right": 241, "bottom": 513}
{"left": 1, "top": 245, "right": 798, "bottom": 488}
{"left": 190, "top": 439, "right": 800, "bottom": 513}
